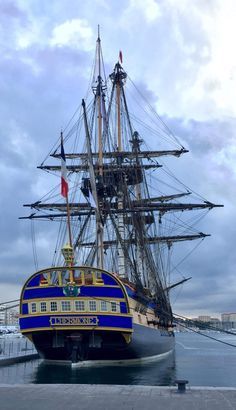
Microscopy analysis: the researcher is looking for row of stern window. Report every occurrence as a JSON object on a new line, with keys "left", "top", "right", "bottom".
{"left": 29, "top": 300, "right": 120, "bottom": 314}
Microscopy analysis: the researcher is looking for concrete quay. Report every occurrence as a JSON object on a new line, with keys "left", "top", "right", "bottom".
{"left": 0, "top": 353, "right": 38, "bottom": 366}
{"left": 0, "top": 384, "right": 236, "bottom": 410}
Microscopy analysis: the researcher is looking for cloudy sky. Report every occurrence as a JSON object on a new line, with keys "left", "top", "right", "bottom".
{"left": 0, "top": 0, "right": 236, "bottom": 319}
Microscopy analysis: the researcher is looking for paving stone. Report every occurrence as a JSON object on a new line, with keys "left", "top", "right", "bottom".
{"left": 0, "top": 385, "right": 236, "bottom": 410}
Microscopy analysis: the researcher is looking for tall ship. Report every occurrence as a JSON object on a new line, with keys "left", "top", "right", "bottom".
{"left": 19, "top": 33, "right": 222, "bottom": 364}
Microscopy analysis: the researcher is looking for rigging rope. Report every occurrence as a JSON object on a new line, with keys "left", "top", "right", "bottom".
{"left": 3, "top": 293, "right": 236, "bottom": 349}
{"left": 0, "top": 299, "right": 20, "bottom": 305}
{"left": 170, "top": 238, "right": 204, "bottom": 274}
{"left": 175, "top": 320, "right": 236, "bottom": 348}
{"left": 127, "top": 76, "right": 184, "bottom": 148}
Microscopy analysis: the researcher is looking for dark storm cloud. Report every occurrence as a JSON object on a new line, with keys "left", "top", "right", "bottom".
{"left": 159, "top": 115, "right": 236, "bottom": 316}
{"left": 0, "top": 0, "right": 28, "bottom": 20}
{"left": 1, "top": 53, "right": 232, "bottom": 316}
{"left": 166, "top": 116, "right": 236, "bottom": 202}
{"left": 0, "top": 23, "right": 94, "bottom": 293}
{"left": 169, "top": 117, "right": 235, "bottom": 155}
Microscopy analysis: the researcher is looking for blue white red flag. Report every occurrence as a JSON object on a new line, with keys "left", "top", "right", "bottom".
{"left": 61, "top": 133, "right": 69, "bottom": 198}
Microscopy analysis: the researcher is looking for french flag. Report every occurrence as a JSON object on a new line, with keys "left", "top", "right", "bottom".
{"left": 61, "top": 132, "right": 69, "bottom": 198}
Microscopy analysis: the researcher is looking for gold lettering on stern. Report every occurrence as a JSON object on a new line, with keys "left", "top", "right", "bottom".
{"left": 50, "top": 316, "right": 99, "bottom": 326}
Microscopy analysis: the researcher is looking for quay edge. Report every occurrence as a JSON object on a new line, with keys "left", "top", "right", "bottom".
{"left": 0, "top": 384, "right": 235, "bottom": 410}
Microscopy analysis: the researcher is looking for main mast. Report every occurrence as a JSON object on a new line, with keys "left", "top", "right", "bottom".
{"left": 97, "top": 26, "right": 103, "bottom": 178}
{"left": 95, "top": 27, "right": 104, "bottom": 269}
{"left": 111, "top": 58, "right": 127, "bottom": 278}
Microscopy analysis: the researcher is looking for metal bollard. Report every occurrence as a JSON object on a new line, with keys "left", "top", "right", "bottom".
{"left": 175, "top": 379, "right": 189, "bottom": 393}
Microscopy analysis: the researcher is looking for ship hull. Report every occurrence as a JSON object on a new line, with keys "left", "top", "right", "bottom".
{"left": 30, "top": 324, "right": 174, "bottom": 363}
{"left": 19, "top": 267, "right": 174, "bottom": 364}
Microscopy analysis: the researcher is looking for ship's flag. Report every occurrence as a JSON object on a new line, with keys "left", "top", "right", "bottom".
{"left": 61, "top": 133, "right": 69, "bottom": 198}
{"left": 119, "top": 50, "right": 123, "bottom": 64}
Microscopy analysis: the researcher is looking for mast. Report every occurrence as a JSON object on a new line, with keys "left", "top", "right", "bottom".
{"left": 61, "top": 131, "right": 73, "bottom": 249}
{"left": 131, "top": 132, "right": 147, "bottom": 286}
{"left": 66, "top": 194, "right": 73, "bottom": 250}
{"left": 96, "top": 26, "right": 104, "bottom": 268}
{"left": 112, "top": 57, "right": 127, "bottom": 278}
{"left": 82, "top": 99, "right": 104, "bottom": 270}
{"left": 97, "top": 26, "right": 103, "bottom": 178}
{"left": 61, "top": 131, "right": 74, "bottom": 283}
{"left": 85, "top": 26, "right": 107, "bottom": 269}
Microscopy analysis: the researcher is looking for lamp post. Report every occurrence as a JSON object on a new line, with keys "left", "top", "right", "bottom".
{"left": 62, "top": 243, "right": 74, "bottom": 283}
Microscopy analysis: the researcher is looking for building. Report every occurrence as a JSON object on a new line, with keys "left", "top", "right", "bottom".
{"left": 0, "top": 305, "right": 19, "bottom": 326}
{"left": 0, "top": 305, "right": 7, "bottom": 325}
{"left": 192, "top": 315, "right": 221, "bottom": 329}
{"left": 221, "top": 313, "right": 236, "bottom": 322}
{"left": 221, "top": 313, "right": 236, "bottom": 330}
{"left": 197, "top": 316, "right": 211, "bottom": 322}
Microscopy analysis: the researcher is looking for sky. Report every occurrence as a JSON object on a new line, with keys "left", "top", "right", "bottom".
{"left": 0, "top": 0, "right": 236, "bottom": 319}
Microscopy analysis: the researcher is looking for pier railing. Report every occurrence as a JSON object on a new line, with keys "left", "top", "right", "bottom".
{"left": 0, "top": 335, "right": 37, "bottom": 361}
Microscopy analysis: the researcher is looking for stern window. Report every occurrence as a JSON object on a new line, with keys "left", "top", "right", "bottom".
{"left": 40, "top": 302, "right": 47, "bottom": 312}
{"left": 61, "top": 301, "right": 71, "bottom": 311}
{"left": 94, "top": 271, "right": 104, "bottom": 284}
{"left": 101, "top": 301, "right": 108, "bottom": 311}
{"left": 84, "top": 272, "right": 93, "bottom": 285}
{"left": 50, "top": 301, "right": 58, "bottom": 312}
{"left": 75, "top": 300, "right": 85, "bottom": 311}
{"left": 89, "top": 301, "right": 97, "bottom": 311}
{"left": 111, "top": 302, "right": 118, "bottom": 312}
{"left": 31, "top": 303, "right": 37, "bottom": 313}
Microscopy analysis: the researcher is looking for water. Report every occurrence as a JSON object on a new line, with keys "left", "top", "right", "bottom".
{"left": 0, "top": 332, "right": 236, "bottom": 386}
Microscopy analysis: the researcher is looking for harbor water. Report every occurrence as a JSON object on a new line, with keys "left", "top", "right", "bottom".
{"left": 0, "top": 332, "right": 236, "bottom": 386}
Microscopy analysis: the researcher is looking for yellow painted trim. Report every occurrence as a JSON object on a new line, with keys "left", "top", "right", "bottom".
{"left": 21, "top": 326, "right": 134, "bottom": 333}
{"left": 20, "top": 265, "right": 130, "bottom": 315}
{"left": 19, "top": 312, "right": 133, "bottom": 319}
{"left": 128, "top": 296, "right": 155, "bottom": 314}
{"left": 25, "top": 333, "right": 33, "bottom": 342}
{"left": 133, "top": 319, "right": 149, "bottom": 328}
{"left": 122, "top": 333, "right": 132, "bottom": 344}
{"left": 26, "top": 299, "right": 128, "bottom": 315}
{"left": 23, "top": 297, "right": 126, "bottom": 303}
{"left": 24, "top": 284, "right": 121, "bottom": 290}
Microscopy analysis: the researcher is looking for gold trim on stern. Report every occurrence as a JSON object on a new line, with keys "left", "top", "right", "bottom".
{"left": 21, "top": 326, "right": 134, "bottom": 333}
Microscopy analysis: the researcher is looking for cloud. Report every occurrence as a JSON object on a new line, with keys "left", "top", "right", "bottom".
{"left": 50, "top": 19, "right": 94, "bottom": 51}
{"left": 122, "top": 0, "right": 162, "bottom": 25}
{"left": 0, "top": 0, "right": 27, "bottom": 19}
{"left": 0, "top": 0, "right": 233, "bottom": 320}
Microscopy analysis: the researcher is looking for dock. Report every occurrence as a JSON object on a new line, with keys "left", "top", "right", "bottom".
{"left": 0, "top": 336, "right": 38, "bottom": 366}
{"left": 0, "top": 384, "right": 236, "bottom": 409}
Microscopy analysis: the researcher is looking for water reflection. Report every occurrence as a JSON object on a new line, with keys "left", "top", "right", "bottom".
{"left": 33, "top": 351, "right": 176, "bottom": 385}
{"left": 1, "top": 333, "right": 236, "bottom": 385}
